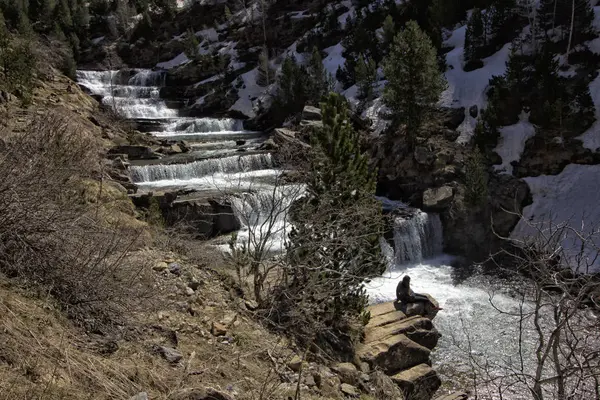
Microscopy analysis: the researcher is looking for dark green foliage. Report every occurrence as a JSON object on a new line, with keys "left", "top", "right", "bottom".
{"left": 306, "top": 46, "right": 332, "bottom": 105}
{"left": 0, "top": 28, "right": 36, "bottom": 103}
{"left": 538, "top": 0, "right": 595, "bottom": 47}
{"left": 383, "top": 20, "right": 446, "bottom": 148}
{"left": 339, "top": 10, "right": 380, "bottom": 89}
{"left": 183, "top": 28, "right": 199, "bottom": 61}
{"left": 382, "top": 14, "right": 395, "bottom": 48}
{"left": 282, "top": 93, "right": 385, "bottom": 348}
{"left": 464, "top": 8, "right": 485, "bottom": 63}
{"left": 61, "top": 47, "right": 76, "bottom": 80}
{"left": 275, "top": 55, "right": 307, "bottom": 116}
{"left": 355, "top": 53, "right": 377, "bottom": 103}
{"left": 488, "top": 0, "right": 518, "bottom": 45}
{"left": 465, "top": 147, "right": 488, "bottom": 206}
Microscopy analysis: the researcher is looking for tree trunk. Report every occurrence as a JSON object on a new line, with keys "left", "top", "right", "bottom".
{"left": 566, "top": 0, "right": 575, "bottom": 61}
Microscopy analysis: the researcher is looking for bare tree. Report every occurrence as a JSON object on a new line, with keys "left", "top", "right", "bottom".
{"left": 452, "top": 216, "right": 600, "bottom": 400}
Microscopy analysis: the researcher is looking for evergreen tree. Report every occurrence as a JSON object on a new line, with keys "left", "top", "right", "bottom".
{"left": 183, "top": 28, "right": 199, "bottom": 61}
{"left": 488, "top": 0, "right": 518, "bottom": 46}
{"left": 224, "top": 5, "right": 231, "bottom": 21}
{"left": 285, "top": 93, "right": 385, "bottom": 339}
{"left": 383, "top": 20, "right": 446, "bottom": 148}
{"left": 276, "top": 55, "right": 307, "bottom": 115}
{"left": 538, "top": 0, "right": 594, "bottom": 46}
{"left": 382, "top": 14, "right": 395, "bottom": 49}
{"left": 465, "top": 147, "right": 488, "bottom": 206}
{"left": 464, "top": 8, "right": 486, "bottom": 63}
{"left": 355, "top": 53, "right": 377, "bottom": 103}
{"left": 306, "top": 46, "right": 332, "bottom": 105}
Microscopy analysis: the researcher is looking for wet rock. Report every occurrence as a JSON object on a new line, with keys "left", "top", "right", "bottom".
{"left": 302, "top": 105, "right": 322, "bottom": 121}
{"left": 340, "top": 383, "right": 359, "bottom": 397}
{"left": 391, "top": 364, "right": 441, "bottom": 400}
{"left": 333, "top": 362, "right": 359, "bottom": 385}
{"left": 443, "top": 129, "right": 460, "bottom": 142}
{"left": 422, "top": 186, "right": 454, "bottom": 211}
{"left": 236, "top": 139, "right": 246, "bottom": 146}
{"left": 156, "top": 346, "right": 183, "bottom": 363}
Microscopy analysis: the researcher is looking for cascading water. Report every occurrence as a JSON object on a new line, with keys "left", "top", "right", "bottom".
{"left": 389, "top": 210, "right": 444, "bottom": 264}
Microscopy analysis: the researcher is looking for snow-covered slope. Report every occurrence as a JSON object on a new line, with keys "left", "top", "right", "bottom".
{"left": 440, "top": 25, "right": 511, "bottom": 144}
{"left": 511, "top": 164, "right": 600, "bottom": 272}
{"left": 494, "top": 111, "right": 536, "bottom": 175}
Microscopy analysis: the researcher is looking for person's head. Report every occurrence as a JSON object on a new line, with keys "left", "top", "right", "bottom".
{"left": 402, "top": 275, "right": 410, "bottom": 286}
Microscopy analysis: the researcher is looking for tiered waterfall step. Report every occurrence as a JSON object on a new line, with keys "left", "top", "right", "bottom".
{"left": 358, "top": 301, "right": 442, "bottom": 400}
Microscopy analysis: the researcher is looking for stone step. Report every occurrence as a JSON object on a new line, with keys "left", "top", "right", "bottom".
{"left": 364, "top": 315, "right": 434, "bottom": 344}
{"left": 357, "top": 333, "right": 431, "bottom": 375}
{"left": 391, "top": 363, "right": 441, "bottom": 400}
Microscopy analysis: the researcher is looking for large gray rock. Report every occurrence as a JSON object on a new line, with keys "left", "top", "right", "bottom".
{"left": 391, "top": 363, "right": 441, "bottom": 400}
{"left": 109, "top": 145, "right": 162, "bottom": 160}
{"left": 163, "top": 198, "right": 240, "bottom": 238}
{"left": 414, "top": 146, "right": 436, "bottom": 166}
{"left": 423, "top": 186, "right": 454, "bottom": 211}
{"left": 442, "top": 107, "right": 466, "bottom": 130}
{"left": 302, "top": 105, "right": 322, "bottom": 121}
{"left": 333, "top": 362, "right": 360, "bottom": 385}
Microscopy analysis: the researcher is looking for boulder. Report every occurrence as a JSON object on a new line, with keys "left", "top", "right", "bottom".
{"left": 162, "top": 198, "right": 240, "bottom": 238}
{"left": 288, "top": 355, "right": 303, "bottom": 372}
{"left": 442, "top": 107, "right": 466, "bottom": 130}
{"left": 422, "top": 186, "right": 454, "bottom": 211}
{"left": 273, "top": 128, "right": 310, "bottom": 150}
{"left": 156, "top": 346, "right": 183, "bottom": 363}
{"left": 108, "top": 145, "right": 162, "bottom": 160}
{"left": 340, "top": 383, "right": 359, "bottom": 397}
{"left": 391, "top": 364, "right": 441, "bottom": 400}
{"left": 357, "top": 332, "right": 431, "bottom": 375}
{"left": 443, "top": 129, "right": 460, "bottom": 142}
{"left": 434, "top": 392, "right": 469, "bottom": 400}
{"left": 302, "top": 105, "right": 322, "bottom": 121}
{"left": 333, "top": 362, "right": 359, "bottom": 385}
{"left": 414, "top": 146, "right": 435, "bottom": 166}
{"left": 469, "top": 105, "right": 479, "bottom": 118}
{"left": 211, "top": 322, "right": 227, "bottom": 336}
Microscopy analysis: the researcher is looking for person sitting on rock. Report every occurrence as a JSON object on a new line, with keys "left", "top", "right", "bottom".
{"left": 396, "top": 275, "right": 442, "bottom": 310}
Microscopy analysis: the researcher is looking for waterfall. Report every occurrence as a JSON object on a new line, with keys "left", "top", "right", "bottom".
{"left": 130, "top": 153, "right": 274, "bottom": 183}
{"left": 227, "top": 184, "right": 305, "bottom": 253}
{"left": 162, "top": 118, "right": 246, "bottom": 134}
{"left": 128, "top": 69, "right": 167, "bottom": 87}
{"left": 390, "top": 209, "right": 443, "bottom": 265}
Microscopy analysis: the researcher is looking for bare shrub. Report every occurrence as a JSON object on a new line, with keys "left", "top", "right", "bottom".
{"left": 0, "top": 113, "right": 153, "bottom": 329}
{"left": 455, "top": 217, "right": 600, "bottom": 400}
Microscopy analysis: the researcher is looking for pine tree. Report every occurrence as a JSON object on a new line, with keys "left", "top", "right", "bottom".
{"left": 306, "top": 46, "right": 332, "bottom": 105}
{"left": 183, "top": 29, "right": 199, "bottom": 61}
{"left": 276, "top": 55, "right": 307, "bottom": 115}
{"left": 488, "top": 0, "right": 518, "bottom": 46}
{"left": 257, "top": 45, "right": 273, "bottom": 87}
{"left": 465, "top": 147, "right": 488, "bottom": 206}
{"left": 285, "top": 93, "right": 385, "bottom": 336}
{"left": 224, "top": 5, "right": 231, "bottom": 21}
{"left": 382, "top": 14, "right": 395, "bottom": 48}
{"left": 383, "top": 20, "right": 446, "bottom": 148}
{"left": 464, "top": 8, "right": 486, "bottom": 63}
{"left": 538, "top": 0, "right": 594, "bottom": 46}
{"left": 355, "top": 53, "right": 377, "bottom": 104}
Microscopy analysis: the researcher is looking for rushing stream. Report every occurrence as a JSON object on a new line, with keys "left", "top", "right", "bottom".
{"left": 77, "top": 69, "right": 596, "bottom": 399}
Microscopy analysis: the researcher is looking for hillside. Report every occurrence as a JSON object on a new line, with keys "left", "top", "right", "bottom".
{"left": 1, "top": 0, "right": 600, "bottom": 399}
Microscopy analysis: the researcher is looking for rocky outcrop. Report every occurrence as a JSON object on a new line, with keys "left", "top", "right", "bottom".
{"left": 392, "top": 364, "right": 441, "bottom": 400}
{"left": 423, "top": 186, "right": 454, "bottom": 212}
{"left": 357, "top": 301, "right": 441, "bottom": 399}
{"left": 131, "top": 192, "right": 240, "bottom": 238}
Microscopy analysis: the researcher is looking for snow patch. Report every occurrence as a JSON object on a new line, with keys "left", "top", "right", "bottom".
{"left": 156, "top": 52, "right": 190, "bottom": 69}
{"left": 230, "top": 68, "right": 264, "bottom": 118}
{"left": 323, "top": 43, "right": 345, "bottom": 78}
{"left": 512, "top": 164, "right": 600, "bottom": 273}
{"left": 494, "top": 112, "right": 536, "bottom": 175}
{"left": 441, "top": 24, "right": 512, "bottom": 144}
